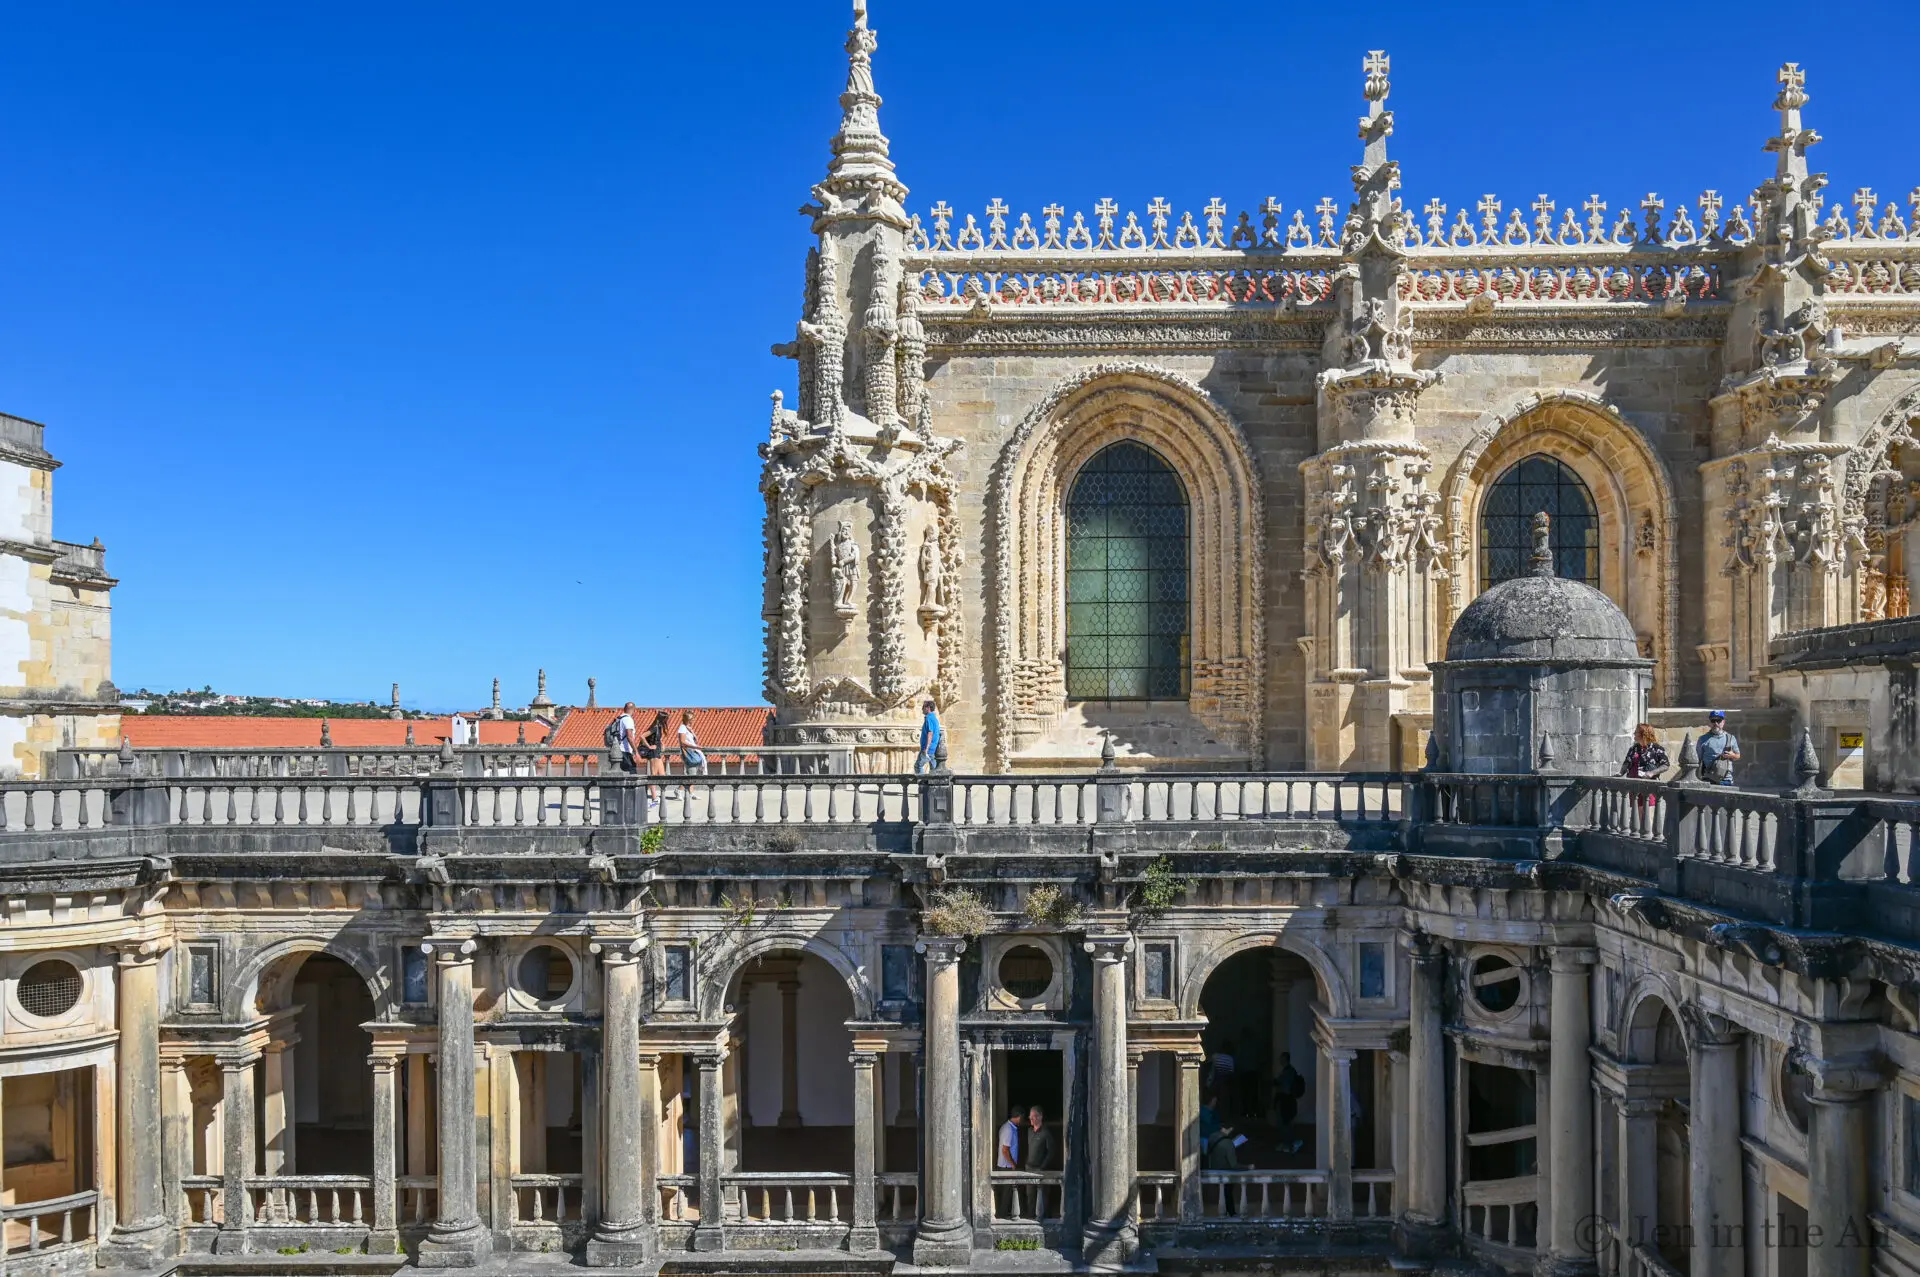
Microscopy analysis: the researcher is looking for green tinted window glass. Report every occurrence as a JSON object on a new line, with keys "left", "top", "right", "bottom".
{"left": 1065, "top": 442, "right": 1189, "bottom": 700}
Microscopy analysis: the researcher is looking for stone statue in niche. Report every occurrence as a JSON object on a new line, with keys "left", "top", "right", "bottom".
{"left": 918, "top": 526, "right": 947, "bottom": 624}
{"left": 830, "top": 520, "right": 860, "bottom": 618}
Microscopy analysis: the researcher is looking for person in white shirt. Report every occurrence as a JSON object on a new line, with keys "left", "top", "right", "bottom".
{"left": 677, "top": 711, "right": 706, "bottom": 776}
{"left": 996, "top": 1105, "right": 1023, "bottom": 1170}
{"left": 612, "top": 704, "right": 640, "bottom": 775}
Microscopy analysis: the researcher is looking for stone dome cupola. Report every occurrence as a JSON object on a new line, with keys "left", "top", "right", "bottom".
{"left": 1431, "top": 512, "right": 1653, "bottom": 775}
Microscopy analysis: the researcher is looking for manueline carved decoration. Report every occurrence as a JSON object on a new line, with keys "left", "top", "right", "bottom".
{"left": 830, "top": 520, "right": 861, "bottom": 619}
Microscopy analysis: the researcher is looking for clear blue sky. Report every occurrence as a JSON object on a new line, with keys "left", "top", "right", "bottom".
{"left": 1, "top": 3, "right": 1914, "bottom": 711}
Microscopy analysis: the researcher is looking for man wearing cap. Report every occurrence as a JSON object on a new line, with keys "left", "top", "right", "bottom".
{"left": 1697, "top": 711, "right": 1741, "bottom": 786}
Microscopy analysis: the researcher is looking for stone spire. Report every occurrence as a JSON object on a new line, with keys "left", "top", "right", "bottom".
{"left": 489, "top": 677, "right": 503, "bottom": 720}
{"left": 528, "top": 669, "right": 554, "bottom": 716}
{"left": 389, "top": 682, "right": 402, "bottom": 720}
{"left": 1762, "top": 62, "right": 1826, "bottom": 251}
{"left": 1347, "top": 50, "right": 1400, "bottom": 249}
{"left": 808, "top": 1, "right": 909, "bottom": 231}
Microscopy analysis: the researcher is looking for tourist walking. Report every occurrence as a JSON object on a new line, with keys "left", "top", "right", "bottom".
{"left": 677, "top": 710, "right": 707, "bottom": 776}
{"left": 608, "top": 703, "right": 641, "bottom": 775}
{"left": 1697, "top": 710, "right": 1741, "bottom": 786}
{"left": 915, "top": 699, "right": 943, "bottom": 773}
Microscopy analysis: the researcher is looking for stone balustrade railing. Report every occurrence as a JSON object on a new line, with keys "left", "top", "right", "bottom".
{"left": 1, "top": 1188, "right": 96, "bottom": 1257}
{"left": 54, "top": 741, "right": 855, "bottom": 781}
{"left": 4, "top": 765, "right": 1920, "bottom": 942}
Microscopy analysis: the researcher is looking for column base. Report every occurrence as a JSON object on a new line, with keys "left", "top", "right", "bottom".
{"left": 584, "top": 1223, "right": 658, "bottom": 1268}
{"left": 691, "top": 1222, "right": 726, "bottom": 1253}
{"left": 417, "top": 1220, "right": 494, "bottom": 1268}
{"left": 1395, "top": 1214, "right": 1451, "bottom": 1260}
{"left": 213, "top": 1225, "right": 251, "bottom": 1255}
{"left": 96, "top": 1218, "right": 180, "bottom": 1268}
{"left": 366, "top": 1229, "right": 402, "bottom": 1256}
{"left": 912, "top": 1216, "right": 974, "bottom": 1267}
{"left": 1082, "top": 1220, "right": 1139, "bottom": 1270}
{"left": 848, "top": 1224, "right": 881, "bottom": 1253}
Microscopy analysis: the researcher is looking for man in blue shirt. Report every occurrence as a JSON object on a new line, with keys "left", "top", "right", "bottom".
{"left": 915, "top": 700, "right": 943, "bottom": 773}
{"left": 1697, "top": 710, "right": 1742, "bottom": 786}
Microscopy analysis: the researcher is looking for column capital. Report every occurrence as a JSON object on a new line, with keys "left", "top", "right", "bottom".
{"left": 1792, "top": 1047, "right": 1887, "bottom": 1099}
{"left": 1177, "top": 1049, "right": 1206, "bottom": 1068}
{"left": 590, "top": 936, "right": 648, "bottom": 963}
{"left": 112, "top": 937, "right": 171, "bottom": 966}
{"left": 368, "top": 1051, "right": 402, "bottom": 1075}
{"left": 849, "top": 1050, "right": 880, "bottom": 1068}
{"left": 915, "top": 935, "right": 967, "bottom": 964}
{"left": 1681, "top": 1002, "right": 1743, "bottom": 1049}
{"left": 1083, "top": 934, "right": 1135, "bottom": 962}
{"left": 421, "top": 936, "right": 478, "bottom": 963}
{"left": 1402, "top": 930, "right": 1447, "bottom": 963}
{"left": 1550, "top": 946, "right": 1600, "bottom": 973}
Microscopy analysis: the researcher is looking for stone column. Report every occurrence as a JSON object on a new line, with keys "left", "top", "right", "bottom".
{"left": 1806, "top": 1070, "right": 1876, "bottom": 1277}
{"left": 216, "top": 1055, "right": 257, "bottom": 1254}
{"left": 100, "top": 940, "right": 176, "bottom": 1264}
{"left": 419, "top": 937, "right": 491, "bottom": 1268}
{"left": 1400, "top": 935, "right": 1446, "bottom": 1250}
{"left": 1176, "top": 1051, "right": 1203, "bottom": 1229}
{"left": 1324, "top": 1045, "right": 1355, "bottom": 1227}
{"left": 850, "top": 1050, "right": 880, "bottom": 1251}
{"left": 586, "top": 938, "right": 653, "bottom": 1267}
{"left": 1686, "top": 1010, "right": 1744, "bottom": 1277}
{"left": 692, "top": 1051, "right": 726, "bottom": 1252}
{"left": 1547, "top": 949, "right": 1597, "bottom": 1277}
{"left": 262, "top": 1037, "right": 297, "bottom": 1174}
{"left": 913, "top": 938, "right": 972, "bottom": 1266}
{"left": 159, "top": 1055, "right": 190, "bottom": 1233}
{"left": 369, "top": 1048, "right": 401, "bottom": 1254}
{"left": 779, "top": 977, "right": 803, "bottom": 1128}
{"left": 1083, "top": 936, "right": 1137, "bottom": 1268}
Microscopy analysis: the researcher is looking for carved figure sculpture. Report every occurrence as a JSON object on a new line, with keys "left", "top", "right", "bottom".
{"left": 918, "top": 526, "right": 947, "bottom": 621}
{"left": 831, "top": 520, "right": 860, "bottom": 618}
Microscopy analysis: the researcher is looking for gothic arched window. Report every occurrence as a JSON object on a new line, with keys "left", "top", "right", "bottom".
{"left": 1480, "top": 456, "right": 1600, "bottom": 588}
{"left": 1065, "top": 441, "right": 1189, "bottom": 700}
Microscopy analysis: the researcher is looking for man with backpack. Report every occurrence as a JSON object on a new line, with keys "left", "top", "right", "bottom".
{"left": 606, "top": 703, "right": 641, "bottom": 774}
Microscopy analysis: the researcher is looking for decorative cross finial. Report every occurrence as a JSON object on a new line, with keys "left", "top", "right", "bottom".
{"left": 1776, "top": 61, "right": 1807, "bottom": 110}
{"left": 817, "top": 0, "right": 907, "bottom": 226}
{"left": 1363, "top": 50, "right": 1389, "bottom": 102}
{"left": 853, "top": 0, "right": 868, "bottom": 27}
{"left": 1530, "top": 511, "right": 1554, "bottom": 577}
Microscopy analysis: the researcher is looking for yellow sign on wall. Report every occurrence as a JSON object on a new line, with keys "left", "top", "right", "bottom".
{"left": 1839, "top": 733, "right": 1865, "bottom": 750}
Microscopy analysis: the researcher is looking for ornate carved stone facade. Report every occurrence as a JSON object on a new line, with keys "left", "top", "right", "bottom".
{"left": 763, "top": 13, "right": 1920, "bottom": 772}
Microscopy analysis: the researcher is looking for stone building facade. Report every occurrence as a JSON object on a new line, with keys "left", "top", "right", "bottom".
{"left": 12, "top": 12, "right": 1920, "bottom": 1277}
{"left": 760, "top": 6, "right": 1920, "bottom": 774}
{"left": 0, "top": 412, "right": 118, "bottom": 777}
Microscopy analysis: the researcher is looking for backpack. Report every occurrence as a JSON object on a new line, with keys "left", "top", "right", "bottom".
{"left": 604, "top": 715, "right": 628, "bottom": 753}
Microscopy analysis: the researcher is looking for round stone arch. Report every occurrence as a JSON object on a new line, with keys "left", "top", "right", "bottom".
{"left": 700, "top": 931, "right": 873, "bottom": 1023}
{"left": 1177, "top": 929, "right": 1350, "bottom": 1022}
{"left": 1842, "top": 388, "right": 1920, "bottom": 611}
{"left": 1620, "top": 978, "right": 1691, "bottom": 1065}
{"left": 988, "top": 362, "right": 1266, "bottom": 769}
{"left": 1442, "top": 390, "right": 1680, "bottom": 703}
{"left": 232, "top": 935, "right": 388, "bottom": 1022}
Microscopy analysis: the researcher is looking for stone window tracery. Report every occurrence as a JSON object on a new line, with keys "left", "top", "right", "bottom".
{"left": 1064, "top": 441, "right": 1190, "bottom": 701}
{"left": 1479, "top": 456, "right": 1600, "bottom": 588}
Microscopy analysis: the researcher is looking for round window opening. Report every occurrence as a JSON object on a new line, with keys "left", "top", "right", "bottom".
{"left": 1780, "top": 1055, "right": 1813, "bottom": 1134}
{"left": 517, "top": 947, "right": 574, "bottom": 1002}
{"left": 18, "top": 959, "right": 83, "bottom": 1019}
{"left": 999, "top": 946, "right": 1054, "bottom": 1000}
{"left": 1471, "top": 955, "right": 1523, "bottom": 1014}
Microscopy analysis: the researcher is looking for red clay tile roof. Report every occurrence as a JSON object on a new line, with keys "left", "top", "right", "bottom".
{"left": 121, "top": 716, "right": 552, "bottom": 748}
{"left": 550, "top": 707, "right": 773, "bottom": 751}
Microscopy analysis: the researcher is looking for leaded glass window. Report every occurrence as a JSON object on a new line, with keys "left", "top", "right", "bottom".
{"left": 1066, "top": 442, "right": 1189, "bottom": 700}
{"left": 1480, "top": 456, "right": 1600, "bottom": 587}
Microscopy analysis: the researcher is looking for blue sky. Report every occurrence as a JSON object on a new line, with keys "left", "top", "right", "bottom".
{"left": 1, "top": 3, "right": 1914, "bottom": 711}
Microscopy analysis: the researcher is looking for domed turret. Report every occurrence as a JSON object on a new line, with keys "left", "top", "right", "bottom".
{"left": 1431, "top": 512, "right": 1653, "bottom": 775}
